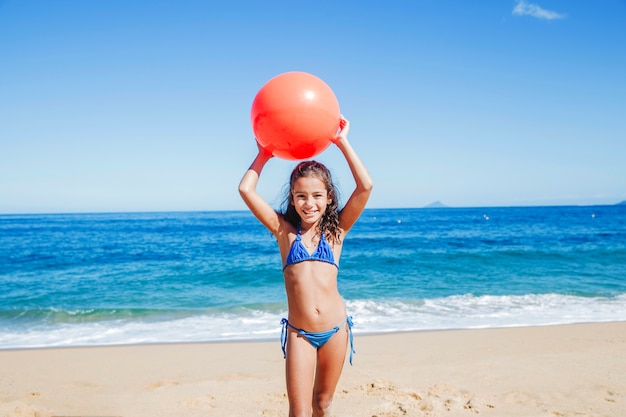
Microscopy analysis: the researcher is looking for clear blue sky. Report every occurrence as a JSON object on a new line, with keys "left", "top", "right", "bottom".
{"left": 1, "top": 0, "right": 625, "bottom": 214}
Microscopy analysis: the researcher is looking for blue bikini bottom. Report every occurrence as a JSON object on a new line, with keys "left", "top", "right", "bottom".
{"left": 280, "top": 316, "right": 355, "bottom": 365}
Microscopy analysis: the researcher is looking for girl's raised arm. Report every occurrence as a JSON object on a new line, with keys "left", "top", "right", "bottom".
{"left": 334, "top": 117, "right": 374, "bottom": 233}
{"left": 238, "top": 147, "right": 282, "bottom": 235}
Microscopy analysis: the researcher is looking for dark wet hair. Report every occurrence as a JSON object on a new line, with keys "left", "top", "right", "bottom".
{"left": 281, "top": 160, "right": 342, "bottom": 245}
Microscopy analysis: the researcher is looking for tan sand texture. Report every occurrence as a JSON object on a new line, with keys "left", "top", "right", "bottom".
{"left": 1, "top": 322, "right": 624, "bottom": 417}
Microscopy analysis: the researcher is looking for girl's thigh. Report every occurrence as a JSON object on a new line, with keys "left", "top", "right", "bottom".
{"left": 314, "top": 326, "right": 349, "bottom": 395}
{"left": 285, "top": 331, "right": 317, "bottom": 405}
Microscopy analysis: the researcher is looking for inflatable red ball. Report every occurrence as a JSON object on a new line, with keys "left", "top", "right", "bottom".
{"left": 251, "top": 72, "right": 340, "bottom": 160}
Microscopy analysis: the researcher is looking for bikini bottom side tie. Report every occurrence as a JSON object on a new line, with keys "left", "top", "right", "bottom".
{"left": 280, "top": 316, "right": 355, "bottom": 365}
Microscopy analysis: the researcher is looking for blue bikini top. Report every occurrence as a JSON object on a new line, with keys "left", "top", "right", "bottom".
{"left": 283, "top": 226, "right": 338, "bottom": 270}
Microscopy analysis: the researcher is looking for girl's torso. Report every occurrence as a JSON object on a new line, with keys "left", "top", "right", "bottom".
{"left": 278, "top": 222, "right": 346, "bottom": 331}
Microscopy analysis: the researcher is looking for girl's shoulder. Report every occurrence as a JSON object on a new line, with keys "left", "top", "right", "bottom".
{"left": 273, "top": 214, "right": 297, "bottom": 239}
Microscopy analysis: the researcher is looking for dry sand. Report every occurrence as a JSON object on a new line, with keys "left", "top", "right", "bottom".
{"left": 1, "top": 322, "right": 624, "bottom": 417}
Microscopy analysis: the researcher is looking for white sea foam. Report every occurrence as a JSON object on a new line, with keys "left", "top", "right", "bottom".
{"left": 2, "top": 293, "right": 625, "bottom": 349}
{"left": 346, "top": 293, "right": 626, "bottom": 333}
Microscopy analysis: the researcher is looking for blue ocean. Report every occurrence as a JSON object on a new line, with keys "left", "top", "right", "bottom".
{"left": 1, "top": 206, "right": 625, "bottom": 350}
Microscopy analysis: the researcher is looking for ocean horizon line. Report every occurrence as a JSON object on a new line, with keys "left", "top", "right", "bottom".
{"left": 1, "top": 201, "right": 625, "bottom": 217}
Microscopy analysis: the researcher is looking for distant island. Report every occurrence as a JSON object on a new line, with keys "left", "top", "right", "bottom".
{"left": 618, "top": 200, "right": 626, "bottom": 206}
{"left": 424, "top": 201, "right": 449, "bottom": 209}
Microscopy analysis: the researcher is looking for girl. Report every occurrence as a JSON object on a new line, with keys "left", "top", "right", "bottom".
{"left": 239, "top": 116, "right": 373, "bottom": 417}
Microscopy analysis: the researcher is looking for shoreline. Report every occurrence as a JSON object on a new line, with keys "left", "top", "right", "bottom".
{"left": 1, "top": 322, "right": 625, "bottom": 416}
{"left": 2, "top": 319, "right": 625, "bottom": 352}
{"left": 2, "top": 319, "right": 624, "bottom": 353}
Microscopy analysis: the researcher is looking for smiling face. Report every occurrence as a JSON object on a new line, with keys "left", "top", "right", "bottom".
{"left": 291, "top": 175, "right": 332, "bottom": 227}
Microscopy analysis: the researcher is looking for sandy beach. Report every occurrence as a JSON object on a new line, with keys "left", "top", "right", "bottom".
{"left": 1, "top": 322, "right": 624, "bottom": 417}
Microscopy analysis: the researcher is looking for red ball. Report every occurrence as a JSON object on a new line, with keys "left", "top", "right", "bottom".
{"left": 251, "top": 72, "right": 340, "bottom": 160}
